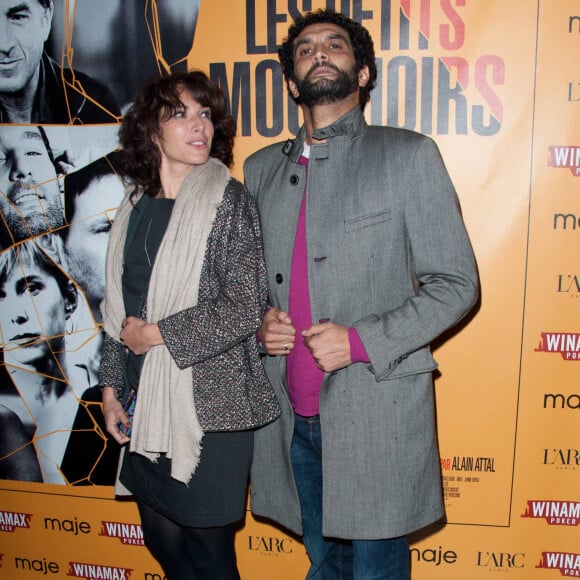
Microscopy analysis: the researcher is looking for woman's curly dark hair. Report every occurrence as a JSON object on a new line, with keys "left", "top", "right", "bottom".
{"left": 278, "top": 9, "right": 377, "bottom": 109}
{"left": 118, "top": 70, "right": 236, "bottom": 195}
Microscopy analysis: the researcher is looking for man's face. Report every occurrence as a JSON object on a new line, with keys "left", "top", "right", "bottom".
{"left": 0, "top": 0, "right": 53, "bottom": 94}
{"left": 0, "top": 126, "right": 63, "bottom": 243}
{"left": 64, "top": 174, "right": 124, "bottom": 321}
{"left": 289, "top": 22, "right": 362, "bottom": 107}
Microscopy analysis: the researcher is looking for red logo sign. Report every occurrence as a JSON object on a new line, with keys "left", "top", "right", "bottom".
{"left": 99, "top": 521, "right": 144, "bottom": 546}
{"left": 536, "top": 552, "right": 580, "bottom": 575}
{"left": 522, "top": 501, "right": 580, "bottom": 526}
{"left": 67, "top": 562, "right": 133, "bottom": 579}
{"left": 0, "top": 511, "right": 32, "bottom": 532}
{"left": 535, "top": 333, "right": 580, "bottom": 361}
{"left": 548, "top": 146, "right": 580, "bottom": 176}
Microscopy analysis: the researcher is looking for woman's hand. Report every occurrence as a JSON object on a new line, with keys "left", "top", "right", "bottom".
{"left": 120, "top": 316, "right": 164, "bottom": 355}
{"left": 259, "top": 307, "right": 296, "bottom": 356}
{"left": 102, "top": 386, "right": 131, "bottom": 445}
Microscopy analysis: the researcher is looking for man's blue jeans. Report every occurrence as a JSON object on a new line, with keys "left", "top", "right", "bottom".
{"left": 290, "top": 413, "right": 410, "bottom": 580}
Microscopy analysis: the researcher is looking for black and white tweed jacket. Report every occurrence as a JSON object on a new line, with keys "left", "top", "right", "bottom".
{"left": 99, "top": 179, "right": 280, "bottom": 432}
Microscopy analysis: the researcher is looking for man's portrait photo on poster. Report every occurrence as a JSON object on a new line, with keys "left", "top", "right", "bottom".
{"left": 0, "top": 125, "right": 66, "bottom": 250}
{"left": 0, "top": 0, "right": 121, "bottom": 124}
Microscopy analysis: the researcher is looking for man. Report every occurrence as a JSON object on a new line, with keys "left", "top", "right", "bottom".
{"left": 244, "top": 9, "right": 479, "bottom": 579}
{"left": 61, "top": 152, "right": 124, "bottom": 388}
{"left": 0, "top": 0, "right": 119, "bottom": 124}
{"left": 62, "top": 152, "right": 124, "bottom": 323}
{"left": 0, "top": 125, "right": 63, "bottom": 248}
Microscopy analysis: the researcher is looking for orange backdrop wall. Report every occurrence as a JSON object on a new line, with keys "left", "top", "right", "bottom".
{"left": 1, "top": 1, "right": 578, "bottom": 578}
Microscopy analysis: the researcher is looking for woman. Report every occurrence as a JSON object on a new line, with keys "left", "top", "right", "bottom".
{"left": 100, "top": 71, "right": 280, "bottom": 580}
{"left": 0, "top": 235, "right": 117, "bottom": 484}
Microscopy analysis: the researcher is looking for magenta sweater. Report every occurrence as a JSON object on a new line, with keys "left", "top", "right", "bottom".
{"left": 286, "top": 156, "right": 368, "bottom": 416}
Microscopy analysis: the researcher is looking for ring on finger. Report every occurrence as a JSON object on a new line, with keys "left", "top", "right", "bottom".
{"left": 283, "top": 343, "right": 289, "bottom": 351}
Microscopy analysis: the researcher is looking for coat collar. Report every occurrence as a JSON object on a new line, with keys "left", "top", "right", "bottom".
{"left": 282, "top": 106, "right": 367, "bottom": 163}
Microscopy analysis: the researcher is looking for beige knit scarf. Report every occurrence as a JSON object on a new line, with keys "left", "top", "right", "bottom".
{"left": 102, "top": 157, "right": 230, "bottom": 484}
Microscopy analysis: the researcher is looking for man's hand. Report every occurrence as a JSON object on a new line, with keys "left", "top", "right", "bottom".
{"left": 120, "top": 316, "right": 164, "bottom": 355}
{"left": 259, "top": 307, "right": 297, "bottom": 356}
{"left": 102, "top": 386, "right": 130, "bottom": 445}
{"left": 302, "top": 322, "right": 351, "bottom": 372}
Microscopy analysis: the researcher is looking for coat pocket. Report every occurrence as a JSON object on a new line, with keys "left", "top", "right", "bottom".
{"left": 378, "top": 346, "right": 438, "bottom": 381}
{"left": 344, "top": 209, "right": 391, "bottom": 232}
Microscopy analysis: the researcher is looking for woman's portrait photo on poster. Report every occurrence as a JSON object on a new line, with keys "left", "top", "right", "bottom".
{"left": 0, "top": 234, "right": 119, "bottom": 484}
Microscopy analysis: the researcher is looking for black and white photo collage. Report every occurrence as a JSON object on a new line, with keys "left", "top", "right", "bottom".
{"left": 0, "top": 0, "right": 199, "bottom": 485}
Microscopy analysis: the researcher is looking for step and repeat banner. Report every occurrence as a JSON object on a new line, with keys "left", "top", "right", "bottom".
{"left": 0, "top": 1, "right": 578, "bottom": 578}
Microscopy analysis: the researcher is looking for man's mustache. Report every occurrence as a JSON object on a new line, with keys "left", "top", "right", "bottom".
{"left": 6, "top": 182, "right": 44, "bottom": 204}
{"left": 305, "top": 62, "right": 340, "bottom": 81}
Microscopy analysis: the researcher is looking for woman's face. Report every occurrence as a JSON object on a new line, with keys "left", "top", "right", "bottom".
{"left": 0, "top": 263, "right": 69, "bottom": 367}
{"left": 155, "top": 91, "right": 215, "bottom": 175}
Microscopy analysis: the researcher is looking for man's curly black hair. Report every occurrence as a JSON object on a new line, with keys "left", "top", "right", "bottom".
{"left": 278, "top": 9, "right": 377, "bottom": 109}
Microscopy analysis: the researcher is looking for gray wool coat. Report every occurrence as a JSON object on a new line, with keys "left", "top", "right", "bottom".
{"left": 244, "top": 107, "right": 479, "bottom": 540}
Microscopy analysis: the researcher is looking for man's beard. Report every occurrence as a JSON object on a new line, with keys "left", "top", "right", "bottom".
{"left": 4, "top": 184, "right": 63, "bottom": 242}
{"left": 294, "top": 63, "right": 360, "bottom": 107}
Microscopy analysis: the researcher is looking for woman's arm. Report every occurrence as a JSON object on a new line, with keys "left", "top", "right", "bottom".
{"left": 159, "top": 183, "right": 268, "bottom": 369}
{"left": 99, "top": 332, "right": 130, "bottom": 444}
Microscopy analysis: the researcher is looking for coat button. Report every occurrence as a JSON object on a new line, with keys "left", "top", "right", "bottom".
{"left": 275, "top": 273, "right": 284, "bottom": 284}
{"left": 289, "top": 174, "right": 299, "bottom": 185}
